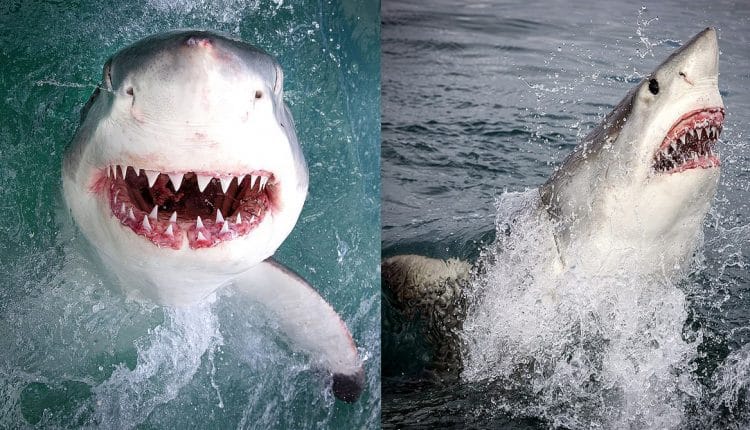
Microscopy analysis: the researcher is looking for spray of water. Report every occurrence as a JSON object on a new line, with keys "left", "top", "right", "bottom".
{"left": 460, "top": 190, "right": 702, "bottom": 428}
{"left": 89, "top": 301, "right": 223, "bottom": 429}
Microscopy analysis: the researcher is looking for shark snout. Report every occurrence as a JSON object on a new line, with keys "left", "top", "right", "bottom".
{"left": 673, "top": 27, "right": 719, "bottom": 83}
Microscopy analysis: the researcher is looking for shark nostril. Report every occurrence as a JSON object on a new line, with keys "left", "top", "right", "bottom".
{"left": 254, "top": 90, "right": 263, "bottom": 99}
{"left": 126, "top": 87, "right": 134, "bottom": 96}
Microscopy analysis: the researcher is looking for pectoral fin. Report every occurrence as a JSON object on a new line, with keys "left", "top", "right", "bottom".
{"left": 233, "top": 259, "right": 364, "bottom": 402}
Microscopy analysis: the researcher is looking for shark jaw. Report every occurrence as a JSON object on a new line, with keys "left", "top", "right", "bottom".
{"left": 653, "top": 107, "right": 724, "bottom": 174}
{"left": 99, "top": 165, "right": 277, "bottom": 250}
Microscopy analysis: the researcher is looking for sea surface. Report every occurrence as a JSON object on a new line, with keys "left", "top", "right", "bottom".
{"left": 382, "top": 0, "right": 750, "bottom": 428}
{"left": 0, "top": 0, "right": 380, "bottom": 428}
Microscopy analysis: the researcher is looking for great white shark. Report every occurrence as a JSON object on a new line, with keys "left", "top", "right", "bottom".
{"left": 63, "top": 30, "right": 364, "bottom": 402}
{"left": 383, "top": 27, "right": 725, "bottom": 372}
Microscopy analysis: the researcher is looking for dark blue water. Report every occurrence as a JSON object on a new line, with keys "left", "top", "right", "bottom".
{"left": 0, "top": 1, "right": 380, "bottom": 428}
{"left": 382, "top": 0, "right": 750, "bottom": 428}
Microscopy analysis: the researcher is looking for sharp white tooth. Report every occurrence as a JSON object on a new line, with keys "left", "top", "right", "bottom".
{"left": 679, "top": 136, "right": 685, "bottom": 146}
{"left": 236, "top": 212, "right": 242, "bottom": 224}
{"left": 221, "top": 220, "right": 229, "bottom": 233}
{"left": 149, "top": 206, "right": 158, "bottom": 220}
{"left": 168, "top": 173, "right": 184, "bottom": 191}
{"left": 216, "top": 209, "right": 224, "bottom": 223}
{"left": 250, "top": 215, "right": 256, "bottom": 223}
{"left": 711, "top": 126, "right": 717, "bottom": 138}
{"left": 120, "top": 203, "right": 125, "bottom": 214}
{"left": 117, "top": 165, "right": 125, "bottom": 178}
{"left": 259, "top": 176, "right": 269, "bottom": 190}
{"left": 114, "top": 190, "right": 120, "bottom": 204}
{"left": 250, "top": 175, "right": 258, "bottom": 189}
{"left": 699, "top": 128, "right": 705, "bottom": 139}
{"left": 144, "top": 170, "right": 159, "bottom": 188}
{"left": 220, "top": 177, "right": 231, "bottom": 193}
{"left": 170, "top": 211, "right": 177, "bottom": 223}
{"left": 128, "top": 208, "right": 135, "bottom": 221}
{"left": 142, "top": 215, "right": 151, "bottom": 231}
{"left": 165, "top": 224, "right": 174, "bottom": 236}
{"left": 105, "top": 166, "right": 110, "bottom": 177}
{"left": 197, "top": 231, "right": 207, "bottom": 241}
{"left": 689, "top": 129, "right": 696, "bottom": 138}
{"left": 196, "top": 216, "right": 204, "bottom": 229}
{"left": 197, "top": 175, "right": 212, "bottom": 193}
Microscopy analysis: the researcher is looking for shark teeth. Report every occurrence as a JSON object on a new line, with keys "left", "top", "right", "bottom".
{"left": 220, "top": 177, "right": 232, "bottom": 193}
{"left": 106, "top": 166, "right": 273, "bottom": 195}
{"left": 654, "top": 108, "right": 724, "bottom": 174}
{"left": 143, "top": 170, "right": 159, "bottom": 188}
{"left": 196, "top": 175, "right": 212, "bottom": 193}
{"left": 107, "top": 166, "right": 270, "bottom": 249}
{"left": 168, "top": 173, "right": 184, "bottom": 191}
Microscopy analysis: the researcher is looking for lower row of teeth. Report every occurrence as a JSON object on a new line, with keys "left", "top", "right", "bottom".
{"left": 115, "top": 194, "right": 253, "bottom": 241}
{"left": 655, "top": 153, "right": 718, "bottom": 173}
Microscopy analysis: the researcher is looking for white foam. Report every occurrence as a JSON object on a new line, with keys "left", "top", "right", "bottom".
{"left": 90, "top": 300, "right": 223, "bottom": 429}
{"left": 460, "top": 190, "right": 701, "bottom": 428}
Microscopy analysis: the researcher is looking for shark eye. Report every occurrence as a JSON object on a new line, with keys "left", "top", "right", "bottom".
{"left": 254, "top": 90, "right": 263, "bottom": 99}
{"left": 648, "top": 78, "right": 659, "bottom": 95}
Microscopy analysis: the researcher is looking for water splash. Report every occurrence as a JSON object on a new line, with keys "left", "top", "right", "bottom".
{"left": 460, "top": 190, "right": 701, "bottom": 428}
{"left": 634, "top": 6, "right": 660, "bottom": 59}
{"left": 89, "top": 301, "right": 223, "bottom": 429}
{"left": 33, "top": 79, "right": 98, "bottom": 89}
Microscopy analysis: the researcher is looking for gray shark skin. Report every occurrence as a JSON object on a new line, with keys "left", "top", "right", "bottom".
{"left": 63, "top": 30, "right": 364, "bottom": 402}
{"left": 383, "top": 28, "right": 725, "bottom": 374}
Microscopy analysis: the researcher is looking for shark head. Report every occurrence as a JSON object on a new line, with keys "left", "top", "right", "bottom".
{"left": 540, "top": 28, "right": 724, "bottom": 273}
{"left": 63, "top": 30, "right": 308, "bottom": 303}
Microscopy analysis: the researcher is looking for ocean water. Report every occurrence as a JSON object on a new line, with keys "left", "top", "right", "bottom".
{"left": 382, "top": 0, "right": 750, "bottom": 428}
{"left": 0, "top": 1, "right": 380, "bottom": 428}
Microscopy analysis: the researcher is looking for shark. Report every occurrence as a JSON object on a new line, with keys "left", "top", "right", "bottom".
{"left": 62, "top": 30, "right": 364, "bottom": 402}
{"left": 382, "top": 27, "right": 725, "bottom": 372}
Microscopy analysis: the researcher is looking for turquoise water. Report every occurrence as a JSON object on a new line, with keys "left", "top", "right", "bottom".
{"left": 0, "top": 1, "right": 379, "bottom": 428}
{"left": 382, "top": 0, "right": 750, "bottom": 428}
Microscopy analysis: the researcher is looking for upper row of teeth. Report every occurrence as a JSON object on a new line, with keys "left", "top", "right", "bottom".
{"left": 105, "top": 165, "right": 270, "bottom": 193}
{"left": 658, "top": 125, "right": 721, "bottom": 156}
{"left": 680, "top": 125, "right": 721, "bottom": 142}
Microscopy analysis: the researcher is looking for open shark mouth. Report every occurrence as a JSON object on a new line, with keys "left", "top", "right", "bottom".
{"left": 653, "top": 108, "right": 724, "bottom": 174}
{"left": 104, "top": 166, "right": 275, "bottom": 249}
